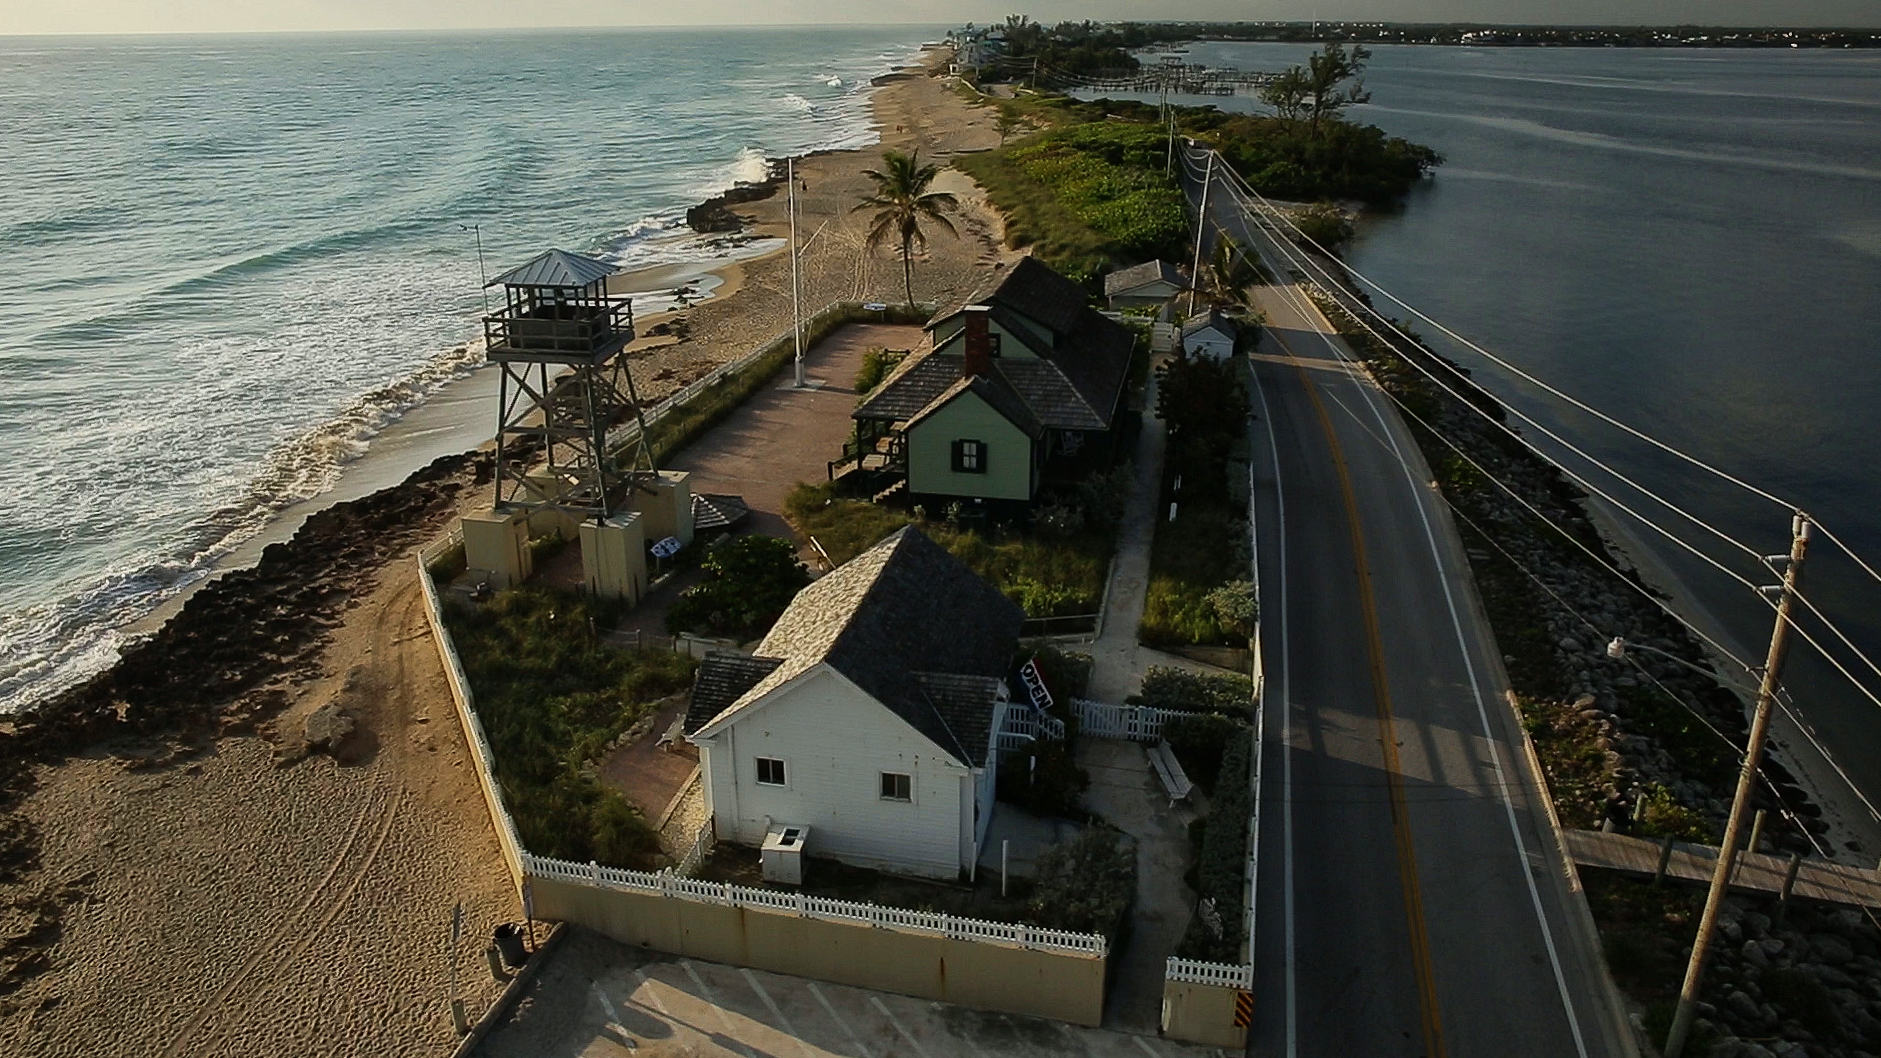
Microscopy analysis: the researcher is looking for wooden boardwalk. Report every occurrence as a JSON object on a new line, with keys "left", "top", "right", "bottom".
{"left": 1565, "top": 829, "right": 1881, "bottom": 909}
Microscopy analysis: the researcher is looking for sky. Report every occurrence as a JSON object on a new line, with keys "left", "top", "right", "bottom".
{"left": 1, "top": 0, "right": 1876, "bottom": 36}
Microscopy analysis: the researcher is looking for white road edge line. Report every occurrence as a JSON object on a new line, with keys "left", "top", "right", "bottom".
{"left": 682, "top": 960, "right": 761, "bottom": 1058}
{"left": 808, "top": 982, "right": 873, "bottom": 1058}
{"left": 1248, "top": 335, "right": 1296, "bottom": 1058}
{"left": 869, "top": 996, "right": 933, "bottom": 1058}
{"left": 1276, "top": 255, "right": 1594, "bottom": 1058}
{"left": 741, "top": 967, "right": 816, "bottom": 1058}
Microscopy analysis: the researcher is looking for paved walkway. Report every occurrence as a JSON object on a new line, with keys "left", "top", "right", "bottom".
{"left": 611, "top": 322, "right": 924, "bottom": 641}
{"left": 1084, "top": 359, "right": 1230, "bottom": 704}
{"left": 1069, "top": 358, "right": 1226, "bottom": 1034}
{"left": 1566, "top": 829, "right": 1881, "bottom": 908}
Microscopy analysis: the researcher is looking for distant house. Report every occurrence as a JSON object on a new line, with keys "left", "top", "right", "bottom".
{"left": 1181, "top": 309, "right": 1238, "bottom": 361}
{"left": 1103, "top": 260, "right": 1185, "bottom": 317}
{"left": 683, "top": 527, "right": 1023, "bottom": 880}
{"left": 842, "top": 257, "right": 1136, "bottom": 517}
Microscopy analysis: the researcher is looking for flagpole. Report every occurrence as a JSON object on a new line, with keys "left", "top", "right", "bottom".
{"left": 790, "top": 156, "right": 806, "bottom": 388}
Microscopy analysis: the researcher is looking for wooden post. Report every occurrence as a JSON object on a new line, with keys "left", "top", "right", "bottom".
{"left": 1747, "top": 809, "right": 1767, "bottom": 859}
{"left": 1775, "top": 852, "right": 1805, "bottom": 924}
{"left": 1666, "top": 515, "right": 1811, "bottom": 1058}
{"left": 1655, "top": 836, "right": 1676, "bottom": 886}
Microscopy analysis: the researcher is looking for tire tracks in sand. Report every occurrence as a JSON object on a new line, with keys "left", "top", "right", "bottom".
{"left": 157, "top": 586, "right": 426, "bottom": 1058}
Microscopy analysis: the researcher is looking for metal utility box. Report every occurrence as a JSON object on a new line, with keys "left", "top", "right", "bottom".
{"left": 761, "top": 823, "right": 810, "bottom": 886}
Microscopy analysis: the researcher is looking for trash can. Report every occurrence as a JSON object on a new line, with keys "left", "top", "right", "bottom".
{"left": 493, "top": 923, "right": 528, "bottom": 969}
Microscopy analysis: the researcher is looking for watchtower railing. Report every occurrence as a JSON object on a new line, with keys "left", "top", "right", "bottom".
{"left": 484, "top": 298, "right": 635, "bottom": 358}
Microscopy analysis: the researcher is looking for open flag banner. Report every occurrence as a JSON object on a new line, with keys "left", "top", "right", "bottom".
{"left": 1017, "top": 655, "right": 1053, "bottom": 716}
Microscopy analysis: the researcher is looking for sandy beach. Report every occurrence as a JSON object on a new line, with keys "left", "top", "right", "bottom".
{"left": 0, "top": 46, "right": 1013, "bottom": 1055}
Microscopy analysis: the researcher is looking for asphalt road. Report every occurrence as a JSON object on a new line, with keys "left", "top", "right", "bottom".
{"left": 1184, "top": 154, "right": 1641, "bottom": 1057}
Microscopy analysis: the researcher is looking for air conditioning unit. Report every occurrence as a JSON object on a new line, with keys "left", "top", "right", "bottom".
{"left": 761, "top": 823, "right": 810, "bottom": 886}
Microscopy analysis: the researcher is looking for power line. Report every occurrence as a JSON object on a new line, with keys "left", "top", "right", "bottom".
{"left": 1208, "top": 144, "right": 1881, "bottom": 733}
{"left": 1198, "top": 146, "right": 1881, "bottom": 707}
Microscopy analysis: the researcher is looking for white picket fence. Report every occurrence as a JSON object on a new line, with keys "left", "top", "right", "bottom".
{"left": 522, "top": 852, "right": 1106, "bottom": 956}
{"left": 995, "top": 705, "right": 1066, "bottom": 754}
{"left": 675, "top": 819, "right": 714, "bottom": 878}
{"left": 1164, "top": 957, "right": 1252, "bottom": 989}
{"left": 1070, "top": 698, "right": 1192, "bottom": 743}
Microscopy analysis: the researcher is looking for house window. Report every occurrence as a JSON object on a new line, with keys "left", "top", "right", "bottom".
{"left": 880, "top": 772, "right": 912, "bottom": 802}
{"left": 988, "top": 333, "right": 1002, "bottom": 357}
{"left": 756, "top": 757, "right": 786, "bottom": 786}
{"left": 951, "top": 439, "right": 986, "bottom": 474}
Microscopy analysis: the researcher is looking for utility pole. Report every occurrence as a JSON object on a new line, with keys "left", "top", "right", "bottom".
{"left": 1186, "top": 149, "right": 1215, "bottom": 320}
{"left": 1664, "top": 512, "right": 1812, "bottom": 1058}
{"left": 788, "top": 156, "right": 806, "bottom": 388}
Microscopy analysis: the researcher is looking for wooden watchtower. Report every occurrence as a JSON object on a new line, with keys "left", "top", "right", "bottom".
{"left": 483, "top": 248, "right": 652, "bottom": 520}
{"left": 462, "top": 248, "right": 692, "bottom": 601}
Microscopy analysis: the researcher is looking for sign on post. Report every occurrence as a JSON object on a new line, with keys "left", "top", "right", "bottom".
{"left": 1017, "top": 655, "right": 1054, "bottom": 716}
{"left": 651, "top": 536, "right": 684, "bottom": 559}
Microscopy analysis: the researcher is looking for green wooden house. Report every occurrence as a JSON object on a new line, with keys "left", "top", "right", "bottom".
{"left": 840, "top": 258, "right": 1135, "bottom": 518}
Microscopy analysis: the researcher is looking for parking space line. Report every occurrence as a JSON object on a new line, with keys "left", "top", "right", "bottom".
{"left": 870, "top": 996, "right": 933, "bottom": 1058}
{"left": 631, "top": 969, "right": 675, "bottom": 1020}
{"left": 740, "top": 967, "right": 818, "bottom": 1058}
{"left": 683, "top": 960, "right": 760, "bottom": 1058}
{"left": 592, "top": 982, "right": 628, "bottom": 1039}
{"left": 1133, "top": 1035, "right": 1166, "bottom": 1058}
{"left": 808, "top": 982, "right": 873, "bottom": 1058}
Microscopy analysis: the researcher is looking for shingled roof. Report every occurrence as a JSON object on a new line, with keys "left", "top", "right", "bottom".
{"left": 857, "top": 258, "right": 1134, "bottom": 434}
{"left": 1103, "top": 259, "right": 1183, "bottom": 297}
{"left": 682, "top": 528, "right": 1023, "bottom": 767}
{"left": 904, "top": 373, "right": 1044, "bottom": 440}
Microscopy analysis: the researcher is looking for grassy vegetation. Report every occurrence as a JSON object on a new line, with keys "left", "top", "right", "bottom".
{"left": 1138, "top": 667, "right": 1255, "bottom": 715}
{"left": 444, "top": 587, "right": 698, "bottom": 868}
{"left": 952, "top": 122, "right": 1189, "bottom": 285}
{"left": 1139, "top": 355, "right": 1254, "bottom": 647}
{"left": 785, "top": 482, "right": 1111, "bottom": 617}
{"left": 853, "top": 346, "right": 906, "bottom": 397}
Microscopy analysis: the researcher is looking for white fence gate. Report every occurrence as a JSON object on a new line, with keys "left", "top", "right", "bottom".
{"left": 1070, "top": 698, "right": 1192, "bottom": 743}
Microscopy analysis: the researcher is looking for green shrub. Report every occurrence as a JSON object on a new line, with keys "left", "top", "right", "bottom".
{"left": 665, "top": 535, "right": 809, "bottom": 639}
{"left": 1139, "top": 666, "right": 1254, "bottom": 714}
{"left": 1204, "top": 580, "right": 1258, "bottom": 638}
{"left": 784, "top": 483, "right": 1111, "bottom": 617}
{"left": 1179, "top": 733, "right": 1251, "bottom": 962}
{"left": 526, "top": 532, "right": 570, "bottom": 566}
{"left": 426, "top": 542, "right": 468, "bottom": 582}
{"left": 1162, "top": 713, "right": 1248, "bottom": 794}
{"left": 854, "top": 347, "right": 905, "bottom": 396}
{"left": 1140, "top": 576, "right": 1230, "bottom": 647}
{"left": 1293, "top": 201, "right": 1355, "bottom": 252}
{"left": 1028, "top": 827, "right": 1136, "bottom": 940}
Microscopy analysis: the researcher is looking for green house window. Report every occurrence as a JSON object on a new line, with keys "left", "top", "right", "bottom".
{"left": 951, "top": 439, "right": 987, "bottom": 474}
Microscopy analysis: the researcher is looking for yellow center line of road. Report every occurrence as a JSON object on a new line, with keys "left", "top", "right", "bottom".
{"left": 1280, "top": 327, "right": 1447, "bottom": 1058}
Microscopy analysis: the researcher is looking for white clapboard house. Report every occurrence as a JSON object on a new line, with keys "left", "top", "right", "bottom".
{"left": 682, "top": 526, "right": 1024, "bottom": 880}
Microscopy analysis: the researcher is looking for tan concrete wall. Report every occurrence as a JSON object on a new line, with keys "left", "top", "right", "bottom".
{"left": 528, "top": 875, "right": 1106, "bottom": 1026}
{"left": 417, "top": 555, "right": 525, "bottom": 893}
{"left": 1160, "top": 979, "right": 1248, "bottom": 1049}
{"left": 462, "top": 507, "right": 532, "bottom": 588}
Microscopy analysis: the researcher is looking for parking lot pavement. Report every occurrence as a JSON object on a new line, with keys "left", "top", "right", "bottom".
{"left": 475, "top": 927, "right": 1223, "bottom": 1058}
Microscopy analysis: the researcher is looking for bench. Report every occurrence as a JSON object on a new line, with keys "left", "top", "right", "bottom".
{"left": 655, "top": 715, "right": 686, "bottom": 752}
{"left": 1147, "top": 740, "right": 1194, "bottom": 806}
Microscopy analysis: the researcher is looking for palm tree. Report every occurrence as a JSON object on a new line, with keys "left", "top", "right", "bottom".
{"left": 854, "top": 149, "right": 959, "bottom": 307}
{"left": 1199, "top": 234, "right": 1267, "bottom": 311}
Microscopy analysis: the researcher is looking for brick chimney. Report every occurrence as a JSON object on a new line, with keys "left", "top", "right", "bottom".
{"left": 961, "top": 306, "right": 993, "bottom": 378}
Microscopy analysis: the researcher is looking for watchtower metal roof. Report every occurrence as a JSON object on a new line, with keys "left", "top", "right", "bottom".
{"left": 486, "top": 248, "right": 619, "bottom": 290}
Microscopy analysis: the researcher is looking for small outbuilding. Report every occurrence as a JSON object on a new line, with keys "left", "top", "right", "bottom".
{"left": 683, "top": 526, "right": 1024, "bottom": 880}
{"left": 1181, "top": 308, "right": 1238, "bottom": 361}
{"left": 1103, "top": 260, "right": 1184, "bottom": 317}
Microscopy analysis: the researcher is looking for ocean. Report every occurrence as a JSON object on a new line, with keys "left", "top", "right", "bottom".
{"left": 0, "top": 26, "right": 933, "bottom": 713}
{"left": 1168, "top": 42, "right": 1881, "bottom": 827}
